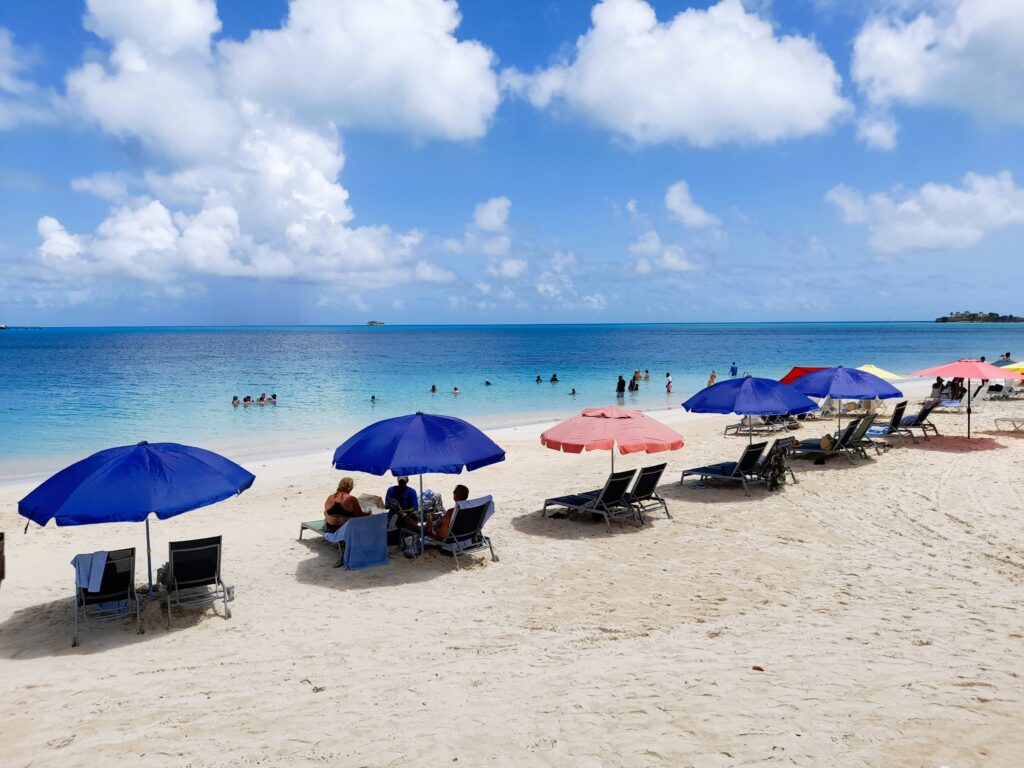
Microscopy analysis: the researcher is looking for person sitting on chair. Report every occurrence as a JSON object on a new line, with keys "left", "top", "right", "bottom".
{"left": 323, "top": 477, "right": 367, "bottom": 533}
{"left": 424, "top": 484, "right": 469, "bottom": 541}
{"left": 385, "top": 476, "right": 418, "bottom": 514}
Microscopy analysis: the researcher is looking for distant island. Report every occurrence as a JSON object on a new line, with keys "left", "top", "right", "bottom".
{"left": 935, "top": 311, "right": 1024, "bottom": 323}
{"left": 366, "top": 320, "right": 385, "bottom": 326}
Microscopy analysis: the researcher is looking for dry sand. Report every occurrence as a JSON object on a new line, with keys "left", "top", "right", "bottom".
{"left": 1, "top": 395, "right": 1023, "bottom": 767}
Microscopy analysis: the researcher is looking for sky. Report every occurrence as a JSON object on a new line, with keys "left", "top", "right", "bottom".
{"left": 0, "top": 0, "right": 1022, "bottom": 326}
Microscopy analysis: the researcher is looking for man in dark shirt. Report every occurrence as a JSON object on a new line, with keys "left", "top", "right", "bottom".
{"left": 385, "top": 476, "right": 418, "bottom": 513}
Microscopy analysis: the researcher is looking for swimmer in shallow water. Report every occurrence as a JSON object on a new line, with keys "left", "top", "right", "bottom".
{"left": 453, "top": 386, "right": 460, "bottom": 395}
{"left": 570, "top": 388, "right": 577, "bottom": 396}
{"left": 485, "top": 380, "right": 492, "bottom": 386}
{"left": 231, "top": 396, "right": 240, "bottom": 407}
{"left": 430, "top": 384, "right": 437, "bottom": 393}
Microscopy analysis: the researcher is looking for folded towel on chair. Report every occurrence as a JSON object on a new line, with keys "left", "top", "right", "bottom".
{"left": 325, "top": 513, "right": 389, "bottom": 570}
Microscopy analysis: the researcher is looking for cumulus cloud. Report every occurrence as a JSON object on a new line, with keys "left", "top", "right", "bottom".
{"left": 826, "top": 170, "right": 1024, "bottom": 253}
{"left": 0, "top": 27, "right": 57, "bottom": 129}
{"left": 34, "top": 0, "right": 473, "bottom": 297}
{"left": 665, "top": 181, "right": 719, "bottom": 228}
{"left": 852, "top": 0, "right": 1024, "bottom": 147}
{"left": 219, "top": 0, "right": 500, "bottom": 141}
{"left": 493, "top": 258, "right": 527, "bottom": 279}
{"left": 473, "top": 196, "right": 511, "bottom": 232}
{"left": 629, "top": 230, "right": 696, "bottom": 272}
{"left": 505, "top": 0, "right": 848, "bottom": 146}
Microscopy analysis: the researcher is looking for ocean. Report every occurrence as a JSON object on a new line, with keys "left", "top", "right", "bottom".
{"left": 2, "top": 322, "right": 1023, "bottom": 476}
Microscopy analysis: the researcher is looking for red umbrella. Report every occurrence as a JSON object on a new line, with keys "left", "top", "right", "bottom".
{"left": 907, "top": 359, "right": 1024, "bottom": 438}
{"left": 541, "top": 406, "right": 684, "bottom": 470}
{"left": 779, "top": 366, "right": 826, "bottom": 385}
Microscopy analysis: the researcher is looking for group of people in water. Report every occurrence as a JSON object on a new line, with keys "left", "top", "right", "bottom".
{"left": 232, "top": 393, "right": 277, "bottom": 407}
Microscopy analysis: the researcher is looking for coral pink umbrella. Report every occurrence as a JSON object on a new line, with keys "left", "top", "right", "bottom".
{"left": 540, "top": 406, "right": 684, "bottom": 470}
{"left": 907, "top": 359, "right": 1024, "bottom": 438}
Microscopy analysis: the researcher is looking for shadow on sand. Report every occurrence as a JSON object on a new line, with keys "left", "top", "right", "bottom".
{"left": 0, "top": 591, "right": 215, "bottom": 659}
{"left": 510, "top": 509, "right": 650, "bottom": 538}
{"left": 893, "top": 436, "right": 1005, "bottom": 453}
{"left": 292, "top": 536, "right": 479, "bottom": 590}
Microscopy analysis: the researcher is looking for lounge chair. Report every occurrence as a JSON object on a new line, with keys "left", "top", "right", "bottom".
{"left": 624, "top": 463, "right": 669, "bottom": 522}
{"left": 865, "top": 401, "right": 910, "bottom": 447}
{"left": 165, "top": 536, "right": 231, "bottom": 629}
{"left": 724, "top": 414, "right": 790, "bottom": 436}
{"left": 299, "top": 519, "right": 327, "bottom": 540}
{"left": 680, "top": 441, "right": 767, "bottom": 496}
{"left": 423, "top": 495, "right": 498, "bottom": 570}
{"left": 843, "top": 415, "right": 881, "bottom": 459}
{"left": 995, "top": 416, "right": 1024, "bottom": 432}
{"left": 543, "top": 469, "right": 640, "bottom": 531}
{"left": 897, "top": 401, "right": 940, "bottom": 440}
{"left": 790, "top": 417, "right": 863, "bottom": 464}
{"left": 71, "top": 547, "right": 142, "bottom": 647}
{"left": 758, "top": 436, "right": 798, "bottom": 488}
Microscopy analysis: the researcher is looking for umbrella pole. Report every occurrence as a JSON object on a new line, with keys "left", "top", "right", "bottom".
{"left": 418, "top": 475, "right": 424, "bottom": 555}
{"left": 146, "top": 517, "right": 153, "bottom": 596}
{"left": 967, "top": 378, "right": 972, "bottom": 439}
{"left": 838, "top": 399, "right": 842, "bottom": 433}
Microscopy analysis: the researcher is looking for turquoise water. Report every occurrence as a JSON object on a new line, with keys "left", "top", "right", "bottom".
{"left": 2, "top": 323, "right": 1023, "bottom": 470}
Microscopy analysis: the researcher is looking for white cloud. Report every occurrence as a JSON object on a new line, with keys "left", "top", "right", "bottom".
{"left": 855, "top": 113, "right": 898, "bottom": 150}
{"left": 219, "top": 0, "right": 500, "bottom": 141}
{"left": 551, "top": 250, "right": 577, "bottom": 272}
{"left": 34, "top": 1, "right": 466, "bottom": 296}
{"left": 0, "top": 27, "right": 56, "bottom": 129}
{"left": 66, "top": 0, "right": 236, "bottom": 160}
{"left": 494, "top": 258, "right": 527, "bottom": 279}
{"left": 505, "top": 0, "right": 849, "bottom": 146}
{"left": 852, "top": 0, "right": 1024, "bottom": 146}
{"left": 71, "top": 172, "right": 135, "bottom": 203}
{"left": 473, "top": 196, "right": 511, "bottom": 232}
{"left": 665, "top": 180, "right": 719, "bottom": 228}
{"left": 582, "top": 293, "right": 608, "bottom": 310}
{"left": 826, "top": 170, "right": 1024, "bottom": 253}
{"left": 629, "top": 230, "right": 696, "bottom": 272}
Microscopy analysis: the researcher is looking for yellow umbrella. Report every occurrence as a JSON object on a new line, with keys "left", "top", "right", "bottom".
{"left": 857, "top": 364, "right": 902, "bottom": 381}
{"left": 1003, "top": 361, "right": 1024, "bottom": 374}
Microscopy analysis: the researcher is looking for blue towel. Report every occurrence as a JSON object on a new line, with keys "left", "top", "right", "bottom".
{"left": 325, "top": 514, "right": 389, "bottom": 570}
{"left": 72, "top": 551, "right": 108, "bottom": 592}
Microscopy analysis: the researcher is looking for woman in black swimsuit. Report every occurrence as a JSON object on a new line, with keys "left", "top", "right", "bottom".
{"left": 323, "top": 477, "right": 365, "bottom": 533}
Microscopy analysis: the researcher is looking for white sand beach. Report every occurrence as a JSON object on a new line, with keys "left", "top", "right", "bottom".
{"left": 2, "top": 395, "right": 1023, "bottom": 767}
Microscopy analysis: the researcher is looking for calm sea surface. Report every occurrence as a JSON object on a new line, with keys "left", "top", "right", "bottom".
{"left": 3, "top": 323, "right": 1023, "bottom": 473}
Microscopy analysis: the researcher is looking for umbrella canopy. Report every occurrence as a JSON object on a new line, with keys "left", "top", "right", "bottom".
{"left": 779, "top": 366, "right": 826, "bottom": 385}
{"left": 19, "top": 441, "right": 255, "bottom": 527}
{"left": 1002, "top": 361, "right": 1024, "bottom": 374}
{"left": 333, "top": 412, "right": 505, "bottom": 476}
{"left": 857, "top": 364, "right": 902, "bottom": 381}
{"left": 906, "top": 360, "right": 1023, "bottom": 439}
{"left": 907, "top": 359, "right": 1024, "bottom": 382}
{"left": 683, "top": 377, "right": 819, "bottom": 417}
{"left": 790, "top": 366, "right": 903, "bottom": 400}
{"left": 19, "top": 441, "right": 255, "bottom": 594}
{"left": 540, "top": 406, "right": 683, "bottom": 457}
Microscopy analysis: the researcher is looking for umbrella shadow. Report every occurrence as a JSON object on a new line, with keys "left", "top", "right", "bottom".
{"left": 895, "top": 436, "right": 1005, "bottom": 453}
{"left": 292, "top": 537, "right": 456, "bottom": 589}
{"left": 0, "top": 593, "right": 193, "bottom": 658}
{"left": 510, "top": 510, "right": 650, "bottom": 539}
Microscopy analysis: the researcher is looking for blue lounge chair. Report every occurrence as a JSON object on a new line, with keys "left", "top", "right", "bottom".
{"left": 681, "top": 441, "right": 767, "bottom": 496}
{"left": 543, "top": 469, "right": 640, "bottom": 531}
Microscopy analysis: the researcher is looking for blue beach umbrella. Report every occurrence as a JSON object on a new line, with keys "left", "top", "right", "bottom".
{"left": 790, "top": 366, "right": 902, "bottom": 430}
{"left": 683, "top": 377, "right": 819, "bottom": 442}
{"left": 19, "top": 441, "right": 255, "bottom": 593}
{"left": 333, "top": 412, "right": 504, "bottom": 550}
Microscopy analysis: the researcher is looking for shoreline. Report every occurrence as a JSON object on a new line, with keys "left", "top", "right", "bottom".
{"left": 0, "top": 379, "right": 935, "bottom": 487}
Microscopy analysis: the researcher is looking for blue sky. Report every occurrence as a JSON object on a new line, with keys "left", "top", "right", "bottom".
{"left": 0, "top": 0, "right": 1021, "bottom": 325}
